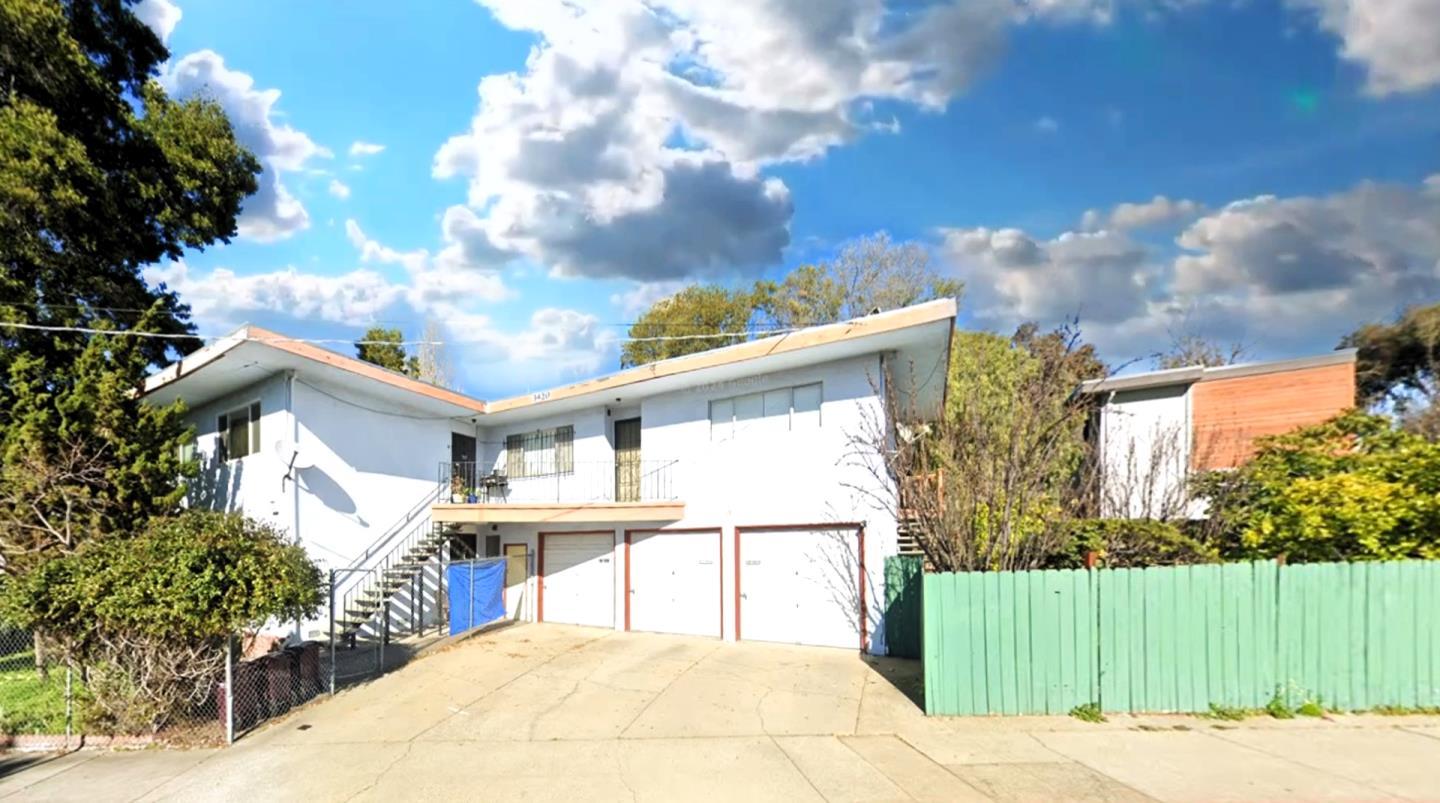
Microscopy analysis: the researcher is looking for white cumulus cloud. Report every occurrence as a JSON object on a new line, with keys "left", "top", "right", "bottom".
{"left": 162, "top": 51, "right": 330, "bottom": 242}
{"left": 1287, "top": 0, "right": 1440, "bottom": 95}
{"left": 348, "top": 141, "right": 386, "bottom": 157}
{"left": 144, "top": 261, "right": 404, "bottom": 330}
{"left": 432, "top": 0, "right": 1114, "bottom": 282}
{"left": 327, "top": 179, "right": 351, "bottom": 200}
{"left": 943, "top": 173, "right": 1440, "bottom": 363}
{"left": 134, "top": 0, "right": 182, "bottom": 44}
{"left": 1080, "top": 195, "right": 1205, "bottom": 232}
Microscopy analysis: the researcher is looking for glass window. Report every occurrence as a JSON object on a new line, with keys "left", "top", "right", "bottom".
{"left": 709, "top": 382, "right": 823, "bottom": 439}
{"left": 762, "top": 388, "right": 791, "bottom": 433}
{"left": 709, "top": 398, "right": 733, "bottom": 441}
{"left": 505, "top": 426, "right": 573, "bottom": 478}
{"left": 218, "top": 402, "right": 260, "bottom": 461}
{"left": 733, "top": 392, "right": 763, "bottom": 436}
{"left": 792, "top": 383, "right": 822, "bottom": 430}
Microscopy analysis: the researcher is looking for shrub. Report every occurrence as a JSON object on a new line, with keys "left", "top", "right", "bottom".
{"left": 0, "top": 511, "right": 322, "bottom": 733}
{"left": 1047, "top": 519, "right": 1217, "bottom": 569}
{"left": 1194, "top": 412, "right": 1440, "bottom": 562}
{"left": 1069, "top": 702, "right": 1106, "bottom": 723}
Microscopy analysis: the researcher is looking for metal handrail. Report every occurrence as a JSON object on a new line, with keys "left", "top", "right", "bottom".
{"left": 340, "top": 481, "right": 446, "bottom": 572}
{"left": 440, "top": 459, "right": 680, "bottom": 503}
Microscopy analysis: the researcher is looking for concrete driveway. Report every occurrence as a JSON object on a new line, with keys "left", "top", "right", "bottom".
{"left": 3, "top": 623, "right": 1440, "bottom": 802}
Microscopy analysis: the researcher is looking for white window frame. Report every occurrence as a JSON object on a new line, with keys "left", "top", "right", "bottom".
{"left": 709, "top": 382, "right": 822, "bottom": 440}
{"left": 217, "top": 401, "right": 261, "bottom": 462}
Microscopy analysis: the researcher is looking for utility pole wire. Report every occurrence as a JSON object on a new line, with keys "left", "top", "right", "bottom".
{"left": 0, "top": 320, "right": 804, "bottom": 346}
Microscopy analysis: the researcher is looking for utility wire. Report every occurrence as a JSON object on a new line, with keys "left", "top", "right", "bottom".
{"left": 0, "top": 320, "right": 805, "bottom": 346}
{"left": 1, "top": 300, "right": 808, "bottom": 329}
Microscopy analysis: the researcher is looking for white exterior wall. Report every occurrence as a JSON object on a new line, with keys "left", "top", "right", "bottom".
{"left": 289, "top": 379, "right": 468, "bottom": 568}
{"left": 185, "top": 353, "right": 904, "bottom": 652}
{"left": 480, "top": 353, "right": 897, "bottom": 654}
{"left": 1097, "top": 385, "right": 1192, "bottom": 519}
{"left": 186, "top": 373, "right": 477, "bottom": 638}
{"left": 474, "top": 406, "right": 611, "bottom": 503}
{"left": 184, "top": 373, "right": 294, "bottom": 533}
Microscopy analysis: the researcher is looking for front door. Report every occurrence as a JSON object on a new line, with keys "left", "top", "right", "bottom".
{"left": 614, "top": 417, "right": 641, "bottom": 502}
{"left": 450, "top": 432, "right": 476, "bottom": 494}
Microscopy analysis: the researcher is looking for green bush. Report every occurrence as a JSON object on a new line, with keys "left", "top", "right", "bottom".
{"left": 1195, "top": 412, "right": 1440, "bottom": 562}
{"left": 0, "top": 511, "right": 322, "bottom": 733}
{"left": 1047, "top": 519, "right": 1217, "bottom": 569}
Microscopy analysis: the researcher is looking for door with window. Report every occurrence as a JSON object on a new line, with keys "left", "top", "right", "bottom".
{"left": 614, "top": 418, "right": 641, "bottom": 502}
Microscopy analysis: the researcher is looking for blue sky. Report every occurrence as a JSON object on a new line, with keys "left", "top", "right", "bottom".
{"left": 135, "top": 0, "right": 1440, "bottom": 397}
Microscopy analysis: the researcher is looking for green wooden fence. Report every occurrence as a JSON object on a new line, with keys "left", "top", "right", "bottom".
{"left": 922, "top": 560, "right": 1440, "bottom": 716}
{"left": 884, "top": 556, "right": 923, "bottom": 659}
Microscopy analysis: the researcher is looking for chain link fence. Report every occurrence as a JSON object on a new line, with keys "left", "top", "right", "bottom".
{"left": 0, "top": 553, "right": 518, "bottom": 747}
{"left": 0, "top": 626, "right": 331, "bottom": 747}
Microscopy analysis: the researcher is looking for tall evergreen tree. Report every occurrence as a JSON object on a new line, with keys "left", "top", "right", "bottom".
{"left": 354, "top": 326, "right": 410, "bottom": 374}
{"left": 0, "top": 0, "right": 260, "bottom": 569}
{"left": 1, "top": 0, "right": 260, "bottom": 377}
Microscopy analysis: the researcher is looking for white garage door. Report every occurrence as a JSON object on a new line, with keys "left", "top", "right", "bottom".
{"left": 738, "top": 527, "right": 862, "bottom": 649}
{"left": 541, "top": 532, "right": 615, "bottom": 628}
{"left": 628, "top": 530, "right": 721, "bottom": 638}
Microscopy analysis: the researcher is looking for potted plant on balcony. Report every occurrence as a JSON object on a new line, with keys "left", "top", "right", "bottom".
{"left": 450, "top": 474, "right": 466, "bottom": 504}
{"left": 467, "top": 487, "right": 480, "bottom": 504}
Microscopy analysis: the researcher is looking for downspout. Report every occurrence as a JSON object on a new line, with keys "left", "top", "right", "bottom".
{"left": 288, "top": 370, "right": 300, "bottom": 546}
{"left": 287, "top": 370, "right": 302, "bottom": 641}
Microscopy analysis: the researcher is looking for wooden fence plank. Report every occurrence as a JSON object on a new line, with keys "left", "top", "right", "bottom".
{"left": 920, "top": 561, "right": 1440, "bottom": 717}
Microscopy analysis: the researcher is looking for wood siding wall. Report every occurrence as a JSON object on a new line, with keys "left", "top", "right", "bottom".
{"left": 1190, "top": 361, "right": 1355, "bottom": 470}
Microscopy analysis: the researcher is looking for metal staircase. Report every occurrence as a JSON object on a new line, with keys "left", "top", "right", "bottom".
{"left": 330, "top": 485, "right": 457, "bottom": 642}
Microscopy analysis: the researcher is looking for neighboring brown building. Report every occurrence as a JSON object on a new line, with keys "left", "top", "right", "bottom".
{"left": 1079, "top": 350, "right": 1357, "bottom": 518}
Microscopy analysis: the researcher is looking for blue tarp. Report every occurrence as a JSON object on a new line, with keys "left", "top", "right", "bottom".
{"left": 447, "top": 560, "right": 506, "bottom": 636}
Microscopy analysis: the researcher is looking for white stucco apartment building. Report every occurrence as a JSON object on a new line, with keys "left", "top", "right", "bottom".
{"left": 143, "top": 300, "right": 956, "bottom": 655}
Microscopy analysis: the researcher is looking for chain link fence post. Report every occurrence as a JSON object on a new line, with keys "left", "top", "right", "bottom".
{"left": 328, "top": 569, "right": 336, "bottom": 695}
{"left": 224, "top": 636, "right": 235, "bottom": 745}
{"left": 64, "top": 663, "right": 73, "bottom": 742}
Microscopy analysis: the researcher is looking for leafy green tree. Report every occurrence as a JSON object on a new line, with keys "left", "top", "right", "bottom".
{"left": 355, "top": 326, "right": 411, "bottom": 373}
{"left": 1194, "top": 411, "right": 1440, "bottom": 562}
{"left": 762, "top": 233, "right": 962, "bottom": 329}
{"left": 0, "top": 510, "right": 323, "bottom": 733}
{"left": 0, "top": 309, "right": 194, "bottom": 575}
{"left": 620, "top": 285, "right": 767, "bottom": 368}
{"left": 1, "top": 0, "right": 261, "bottom": 378}
{"left": 875, "top": 324, "right": 1104, "bottom": 571}
{"left": 621, "top": 233, "right": 960, "bottom": 368}
{"left": 1, "top": 0, "right": 258, "bottom": 675}
{"left": 1343, "top": 303, "right": 1440, "bottom": 437}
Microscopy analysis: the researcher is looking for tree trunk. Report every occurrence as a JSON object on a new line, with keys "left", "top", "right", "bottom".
{"left": 33, "top": 631, "right": 49, "bottom": 680}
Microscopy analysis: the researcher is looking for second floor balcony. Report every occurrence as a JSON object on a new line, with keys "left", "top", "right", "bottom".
{"left": 433, "top": 459, "right": 684, "bottom": 525}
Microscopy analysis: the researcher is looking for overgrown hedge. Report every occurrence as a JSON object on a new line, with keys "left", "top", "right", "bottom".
{"left": 1045, "top": 518, "right": 1217, "bottom": 569}
{"left": 0, "top": 511, "right": 322, "bottom": 733}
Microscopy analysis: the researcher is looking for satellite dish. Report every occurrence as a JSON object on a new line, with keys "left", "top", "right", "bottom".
{"left": 273, "top": 438, "right": 314, "bottom": 473}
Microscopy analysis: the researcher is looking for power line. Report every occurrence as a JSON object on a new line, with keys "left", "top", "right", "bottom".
{"left": 0, "top": 300, "right": 820, "bottom": 329}
{"left": 0, "top": 320, "right": 803, "bottom": 346}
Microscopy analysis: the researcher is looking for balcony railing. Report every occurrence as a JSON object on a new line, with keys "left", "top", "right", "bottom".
{"left": 439, "top": 460, "right": 679, "bottom": 505}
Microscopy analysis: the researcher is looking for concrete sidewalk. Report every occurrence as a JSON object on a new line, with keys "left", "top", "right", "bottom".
{"left": 2, "top": 625, "right": 1438, "bottom": 802}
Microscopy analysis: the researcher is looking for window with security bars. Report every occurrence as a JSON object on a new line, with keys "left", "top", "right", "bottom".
{"left": 505, "top": 425, "right": 574, "bottom": 478}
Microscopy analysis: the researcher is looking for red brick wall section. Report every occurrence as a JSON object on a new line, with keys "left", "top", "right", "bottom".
{"left": 1190, "top": 361, "right": 1356, "bottom": 470}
